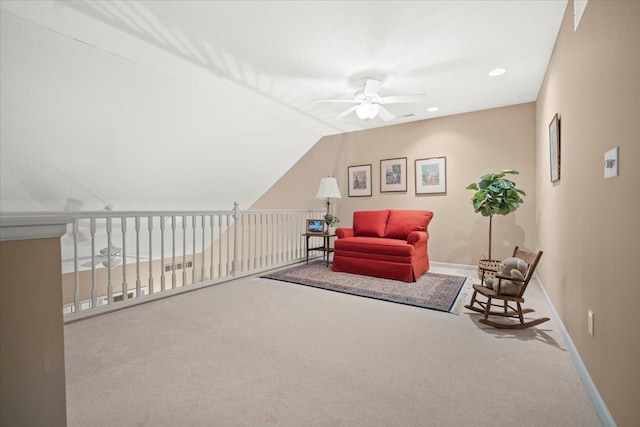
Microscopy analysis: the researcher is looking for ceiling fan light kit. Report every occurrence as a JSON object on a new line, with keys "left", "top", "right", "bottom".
{"left": 356, "top": 103, "right": 379, "bottom": 120}
{"left": 316, "top": 78, "right": 426, "bottom": 122}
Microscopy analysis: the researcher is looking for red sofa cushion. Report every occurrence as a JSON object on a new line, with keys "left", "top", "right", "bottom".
{"left": 334, "top": 236, "right": 414, "bottom": 257}
{"left": 353, "top": 210, "right": 389, "bottom": 237}
{"left": 383, "top": 210, "right": 433, "bottom": 240}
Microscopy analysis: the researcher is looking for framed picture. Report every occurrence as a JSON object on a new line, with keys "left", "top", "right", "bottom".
{"left": 415, "top": 157, "right": 446, "bottom": 195}
{"left": 348, "top": 164, "right": 372, "bottom": 197}
{"left": 549, "top": 113, "right": 561, "bottom": 183}
{"left": 306, "top": 219, "right": 325, "bottom": 234}
{"left": 380, "top": 157, "right": 407, "bottom": 193}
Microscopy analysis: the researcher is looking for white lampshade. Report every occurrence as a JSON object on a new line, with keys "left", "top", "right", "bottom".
{"left": 316, "top": 177, "right": 342, "bottom": 200}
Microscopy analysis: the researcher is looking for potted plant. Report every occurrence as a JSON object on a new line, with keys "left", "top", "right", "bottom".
{"left": 466, "top": 169, "right": 525, "bottom": 260}
{"left": 324, "top": 213, "right": 340, "bottom": 234}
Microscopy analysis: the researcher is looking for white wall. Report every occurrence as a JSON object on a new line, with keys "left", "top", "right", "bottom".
{"left": 0, "top": 6, "right": 332, "bottom": 211}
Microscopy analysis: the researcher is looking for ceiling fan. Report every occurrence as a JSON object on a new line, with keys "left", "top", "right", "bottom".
{"left": 62, "top": 245, "right": 147, "bottom": 269}
{"left": 81, "top": 247, "right": 124, "bottom": 268}
{"left": 316, "top": 79, "right": 426, "bottom": 122}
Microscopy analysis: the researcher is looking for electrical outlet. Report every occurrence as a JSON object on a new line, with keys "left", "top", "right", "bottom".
{"left": 588, "top": 309, "right": 594, "bottom": 336}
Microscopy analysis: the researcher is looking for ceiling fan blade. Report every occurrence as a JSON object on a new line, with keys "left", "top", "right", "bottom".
{"left": 62, "top": 255, "right": 94, "bottom": 263}
{"left": 124, "top": 254, "right": 148, "bottom": 260}
{"left": 334, "top": 105, "right": 359, "bottom": 119}
{"left": 380, "top": 94, "right": 426, "bottom": 104}
{"left": 363, "top": 79, "right": 382, "bottom": 97}
{"left": 314, "top": 99, "right": 359, "bottom": 103}
{"left": 81, "top": 258, "right": 106, "bottom": 267}
{"left": 377, "top": 105, "right": 396, "bottom": 122}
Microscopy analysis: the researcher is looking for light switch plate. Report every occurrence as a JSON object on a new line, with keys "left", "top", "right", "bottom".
{"left": 604, "top": 146, "right": 619, "bottom": 179}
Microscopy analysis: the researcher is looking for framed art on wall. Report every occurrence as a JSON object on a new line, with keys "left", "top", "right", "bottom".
{"left": 348, "top": 164, "right": 372, "bottom": 197}
{"left": 415, "top": 157, "right": 446, "bottom": 194}
{"left": 380, "top": 157, "right": 407, "bottom": 193}
{"left": 549, "top": 113, "right": 561, "bottom": 183}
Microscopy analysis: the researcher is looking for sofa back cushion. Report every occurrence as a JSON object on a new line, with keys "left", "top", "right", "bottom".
{"left": 353, "top": 210, "right": 390, "bottom": 237}
{"left": 383, "top": 209, "right": 433, "bottom": 240}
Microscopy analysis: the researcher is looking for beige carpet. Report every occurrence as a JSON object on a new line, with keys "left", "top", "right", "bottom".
{"left": 64, "top": 263, "right": 602, "bottom": 426}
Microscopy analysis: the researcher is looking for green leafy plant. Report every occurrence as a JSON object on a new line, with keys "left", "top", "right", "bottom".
{"left": 324, "top": 214, "right": 340, "bottom": 227}
{"left": 466, "top": 169, "right": 525, "bottom": 259}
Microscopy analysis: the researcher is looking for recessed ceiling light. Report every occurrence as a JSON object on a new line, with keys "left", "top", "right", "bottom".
{"left": 488, "top": 68, "right": 506, "bottom": 77}
{"left": 427, "top": 107, "right": 439, "bottom": 112}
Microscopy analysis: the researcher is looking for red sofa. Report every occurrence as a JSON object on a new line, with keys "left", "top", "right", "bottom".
{"left": 332, "top": 209, "right": 434, "bottom": 282}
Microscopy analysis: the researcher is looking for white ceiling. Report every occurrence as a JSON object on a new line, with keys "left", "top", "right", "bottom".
{"left": 0, "top": 0, "right": 567, "bottom": 212}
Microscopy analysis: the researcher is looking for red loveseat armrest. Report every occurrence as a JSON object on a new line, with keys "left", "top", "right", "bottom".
{"left": 335, "top": 228, "right": 354, "bottom": 238}
{"left": 407, "top": 230, "right": 428, "bottom": 246}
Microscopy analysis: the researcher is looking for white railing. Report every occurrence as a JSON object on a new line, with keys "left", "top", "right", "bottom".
{"left": 2, "top": 204, "right": 325, "bottom": 322}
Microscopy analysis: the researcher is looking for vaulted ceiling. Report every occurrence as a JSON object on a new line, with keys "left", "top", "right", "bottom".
{"left": 0, "top": 0, "right": 567, "bottom": 212}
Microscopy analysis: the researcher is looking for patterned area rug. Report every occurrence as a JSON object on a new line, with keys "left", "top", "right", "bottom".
{"left": 261, "top": 261, "right": 470, "bottom": 314}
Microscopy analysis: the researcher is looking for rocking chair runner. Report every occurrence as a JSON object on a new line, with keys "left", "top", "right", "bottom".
{"left": 465, "top": 247, "right": 549, "bottom": 329}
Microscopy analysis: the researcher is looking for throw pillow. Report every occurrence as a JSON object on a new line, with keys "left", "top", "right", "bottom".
{"left": 353, "top": 210, "right": 390, "bottom": 237}
{"left": 383, "top": 210, "right": 434, "bottom": 240}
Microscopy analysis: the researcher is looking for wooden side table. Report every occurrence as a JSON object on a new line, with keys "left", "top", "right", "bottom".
{"left": 302, "top": 233, "right": 336, "bottom": 267}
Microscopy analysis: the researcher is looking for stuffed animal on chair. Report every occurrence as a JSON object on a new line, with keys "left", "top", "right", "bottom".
{"left": 484, "top": 257, "right": 529, "bottom": 296}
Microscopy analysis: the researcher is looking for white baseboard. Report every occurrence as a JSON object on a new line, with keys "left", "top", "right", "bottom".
{"left": 430, "top": 261, "right": 478, "bottom": 274}
{"left": 533, "top": 274, "right": 616, "bottom": 427}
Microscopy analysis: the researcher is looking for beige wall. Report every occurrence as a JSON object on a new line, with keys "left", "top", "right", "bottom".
{"left": 1, "top": 238, "right": 67, "bottom": 427}
{"left": 536, "top": 2, "right": 640, "bottom": 425}
{"left": 253, "top": 103, "right": 537, "bottom": 265}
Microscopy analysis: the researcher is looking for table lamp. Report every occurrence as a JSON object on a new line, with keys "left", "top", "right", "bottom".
{"left": 315, "top": 177, "right": 342, "bottom": 222}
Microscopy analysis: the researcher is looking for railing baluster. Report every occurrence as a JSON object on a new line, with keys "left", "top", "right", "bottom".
{"left": 218, "top": 215, "right": 223, "bottom": 278}
{"left": 160, "top": 215, "right": 165, "bottom": 292}
{"left": 226, "top": 214, "right": 231, "bottom": 275}
{"left": 278, "top": 214, "right": 282, "bottom": 263}
{"left": 267, "top": 213, "right": 272, "bottom": 265}
{"left": 289, "top": 213, "right": 294, "bottom": 261}
{"left": 72, "top": 220, "right": 79, "bottom": 313}
{"left": 284, "top": 214, "right": 289, "bottom": 262}
{"left": 241, "top": 208, "right": 244, "bottom": 272}
{"left": 210, "top": 215, "right": 215, "bottom": 280}
{"left": 271, "top": 213, "right": 276, "bottom": 265}
{"left": 193, "top": 215, "right": 197, "bottom": 284}
{"left": 232, "top": 203, "right": 240, "bottom": 276}
{"left": 277, "top": 213, "right": 281, "bottom": 263}
{"left": 201, "top": 215, "right": 206, "bottom": 282}
{"left": 122, "top": 217, "right": 128, "bottom": 302}
{"left": 135, "top": 217, "right": 141, "bottom": 299}
{"left": 280, "top": 213, "right": 285, "bottom": 263}
{"left": 148, "top": 216, "right": 154, "bottom": 295}
{"left": 253, "top": 214, "right": 258, "bottom": 270}
{"left": 284, "top": 214, "right": 288, "bottom": 262}
{"left": 182, "top": 215, "right": 187, "bottom": 286}
{"left": 259, "top": 214, "right": 264, "bottom": 268}
{"left": 90, "top": 218, "right": 97, "bottom": 309}
{"left": 273, "top": 213, "right": 278, "bottom": 264}
{"left": 239, "top": 212, "right": 244, "bottom": 273}
{"left": 172, "top": 216, "right": 176, "bottom": 288}
{"left": 106, "top": 217, "right": 113, "bottom": 305}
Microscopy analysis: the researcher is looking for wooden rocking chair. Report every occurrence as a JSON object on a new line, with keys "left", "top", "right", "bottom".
{"left": 465, "top": 247, "right": 549, "bottom": 329}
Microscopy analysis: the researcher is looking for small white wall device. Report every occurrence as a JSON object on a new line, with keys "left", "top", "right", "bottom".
{"left": 604, "top": 146, "right": 619, "bottom": 179}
